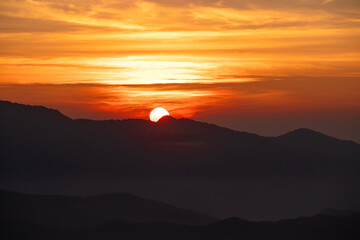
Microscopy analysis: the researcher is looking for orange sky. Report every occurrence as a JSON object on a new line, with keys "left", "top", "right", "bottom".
{"left": 0, "top": 0, "right": 359, "bottom": 141}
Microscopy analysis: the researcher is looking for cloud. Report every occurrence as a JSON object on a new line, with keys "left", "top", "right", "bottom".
{"left": 31, "top": 0, "right": 100, "bottom": 13}
{"left": 1, "top": 0, "right": 359, "bottom": 35}
{"left": 0, "top": 14, "right": 120, "bottom": 33}
{"left": 145, "top": 0, "right": 359, "bottom": 9}
{"left": 1, "top": 74, "right": 359, "bottom": 121}
{"left": 0, "top": 0, "right": 359, "bottom": 142}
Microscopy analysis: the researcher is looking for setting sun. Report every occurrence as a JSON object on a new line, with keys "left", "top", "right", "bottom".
{"left": 0, "top": 0, "right": 359, "bottom": 140}
{"left": 150, "top": 107, "right": 170, "bottom": 122}
{"left": 1, "top": 0, "right": 360, "bottom": 237}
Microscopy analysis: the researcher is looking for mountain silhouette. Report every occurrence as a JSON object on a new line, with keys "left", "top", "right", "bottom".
{"left": 0, "top": 189, "right": 214, "bottom": 227}
{"left": 0, "top": 100, "right": 359, "bottom": 220}
{"left": 1, "top": 189, "right": 359, "bottom": 240}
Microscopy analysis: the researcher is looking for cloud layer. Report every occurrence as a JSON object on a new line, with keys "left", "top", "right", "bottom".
{"left": 0, "top": 0, "right": 359, "bottom": 141}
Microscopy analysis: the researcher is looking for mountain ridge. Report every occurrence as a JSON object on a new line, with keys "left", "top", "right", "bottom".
{"left": 1, "top": 100, "right": 355, "bottom": 142}
{"left": 0, "top": 100, "right": 359, "bottom": 220}
{"left": 0, "top": 189, "right": 215, "bottom": 227}
{"left": 2, "top": 189, "right": 359, "bottom": 240}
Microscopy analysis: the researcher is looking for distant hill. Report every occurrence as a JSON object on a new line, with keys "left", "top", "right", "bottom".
{"left": 0, "top": 100, "right": 360, "bottom": 220}
{"left": 205, "top": 213, "right": 360, "bottom": 240}
{"left": 1, "top": 190, "right": 359, "bottom": 240}
{"left": 0, "top": 189, "right": 214, "bottom": 227}
{"left": 5, "top": 215, "right": 358, "bottom": 240}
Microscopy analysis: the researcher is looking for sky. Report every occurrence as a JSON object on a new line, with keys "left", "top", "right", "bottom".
{"left": 0, "top": 0, "right": 359, "bottom": 141}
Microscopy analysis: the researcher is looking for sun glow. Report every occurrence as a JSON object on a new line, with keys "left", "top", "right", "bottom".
{"left": 150, "top": 107, "right": 170, "bottom": 122}
{"left": 0, "top": 0, "right": 359, "bottom": 141}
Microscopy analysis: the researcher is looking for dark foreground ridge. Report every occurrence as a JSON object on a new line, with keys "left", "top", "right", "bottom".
{"left": 1, "top": 189, "right": 359, "bottom": 240}
{"left": 1, "top": 100, "right": 360, "bottom": 221}
{"left": 0, "top": 189, "right": 214, "bottom": 227}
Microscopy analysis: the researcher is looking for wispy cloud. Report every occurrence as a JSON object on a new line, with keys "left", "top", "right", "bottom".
{"left": 0, "top": 0, "right": 359, "bottom": 140}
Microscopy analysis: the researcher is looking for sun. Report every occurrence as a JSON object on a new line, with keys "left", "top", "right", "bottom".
{"left": 150, "top": 107, "right": 170, "bottom": 122}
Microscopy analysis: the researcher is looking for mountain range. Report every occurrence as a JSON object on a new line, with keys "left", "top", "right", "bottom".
{"left": 1, "top": 189, "right": 359, "bottom": 240}
{"left": 0, "top": 189, "right": 214, "bottom": 227}
{"left": 0, "top": 100, "right": 359, "bottom": 220}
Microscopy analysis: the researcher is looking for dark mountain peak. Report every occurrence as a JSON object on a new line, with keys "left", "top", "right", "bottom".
{"left": 157, "top": 115, "right": 177, "bottom": 123}
{"left": 0, "top": 100, "right": 70, "bottom": 122}
{"left": 280, "top": 128, "right": 327, "bottom": 138}
{"left": 275, "top": 127, "right": 344, "bottom": 144}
